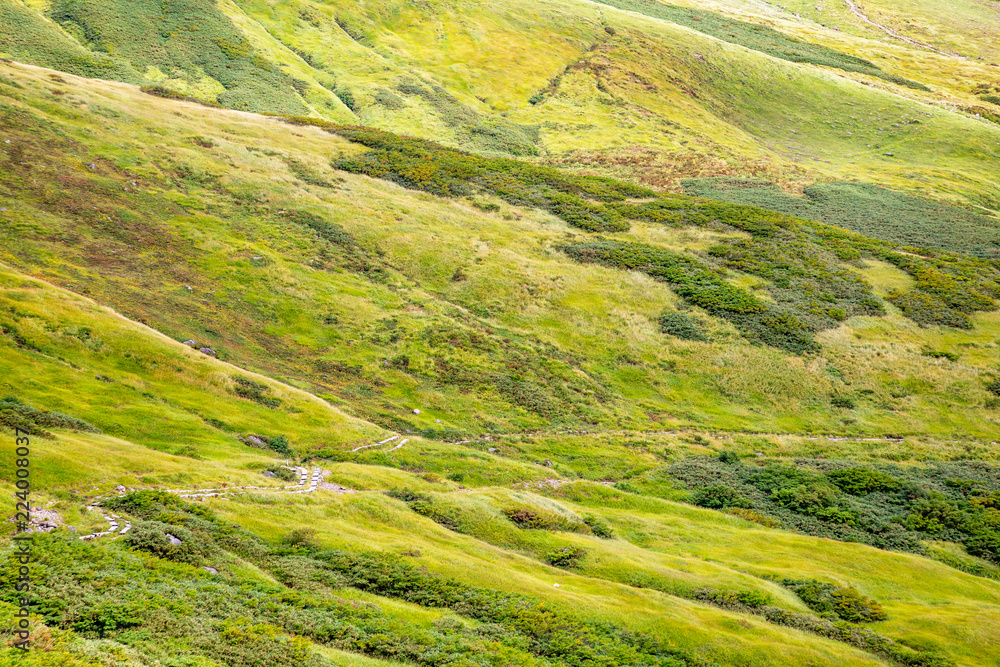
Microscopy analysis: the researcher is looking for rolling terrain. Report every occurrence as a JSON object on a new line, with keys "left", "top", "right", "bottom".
{"left": 1, "top": 1, "right": 1000, "bottom": 666}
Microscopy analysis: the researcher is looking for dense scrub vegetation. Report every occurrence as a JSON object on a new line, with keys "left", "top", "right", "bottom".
{"left": 669, "top": 457, "right": 1000, "bottom": 565}
{"left": 312, "top": 121, "right": 652, "bottom": 232}
{"left": 683, "top": 179, "right": 1000, "bottom": 258}
{"left": 284, "top": 117, "right": 1000, "bottom": 345}
{"left": 381, "top": 487, "right": 950, "bottom": 666}
{"left": 562, "top": 239, "right": 826, "bottom": 353}
{"left": 588, "top": 0, "right": 928, "bottom": 90}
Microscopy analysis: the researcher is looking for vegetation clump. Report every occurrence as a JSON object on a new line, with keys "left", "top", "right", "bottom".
{"left": 583, "top": 514, "right": 615, "bottom": 538}
{"left": 241, "top": 433, "right": 291, "bottom": 456}
{"left": 502, "top": 507, "right": 590, "bottom": 533}
{"left": 563, "top": 239, "right": 822, "bottom": 353}
{"left": 544, "top": 546, "right": 587, "bottom": 568}
{"left": 231, "top": 376, "right": 282, "bottom": 408}
{"left": 50, "top": 0, "right": 309, "bottom": 115}
{"left": 8, "top": 493, "right": 698, "bottom": 667}
{"left": 777, "top": 579, "right": 888, "bottom": 623}
{"left": 140, "top": 85, "right": 222, "bottom": 108}
{"left": 692, "top": 485, "right": 752, "bottom": 510}
{"left": 265, "top": 466, "right": 298, "bottom": 482}
{"left": 827, "top": 468, "right": 901, "bottom": 495}
{"left": 668, "top": 458, "right": 1000, "bottom": 565}
{"left": 659, "top": 311, "right": 707, "bottom": 341}
{"left": 0, "top": 395, "right": 100, "bottom": 436}
{"left": 684, "top": 177, "right": 1000, "bottom": 261}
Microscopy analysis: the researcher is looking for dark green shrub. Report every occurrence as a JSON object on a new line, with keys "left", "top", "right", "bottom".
{"left": 386, "top": 488, "right": 430, "bottom": 503}
{"left": 827, "top": 468, "right": 901, "bottom": 495}
{"left": 964, "top": 530, "right": 1000, "bottom": 564}
{"left": 71, "top": 601, "right": 143, "bottom": 638}
{"left": 124, "top": 519, "right": 212, "bottom": 565}
{"left": 0, "top": 395, "right": 100, "bottom": 436}
{"left": 771, "top": 484, "right": 855, "bottom": 524}
{"left": 779, "top": 579, "right": 887, "bottom": 623}
{"left": 334, "top": 87, "right": 357, "bottom": 111}
{"left": 902, "top": 498, "right": 965, "bottom": 533}
{"left": 241, "top": 433, "right": 291, "bottom": 456}
{"left": 502, "top": 507, "right": 587, "bottom": 533}
{"left": 280, "top": 527, "right": 318, "bottom": 550}
{"left": 543, "top": 546, "right": 587, "bottom": 568}
{"left": 718, "top": 451, "right": 740, "bottom": 464}
{"left": 267, "top": 434, "right": 290, "bottom": 456}
{"left": 409, "top": 499, "right": 464, "bottom": 532}
{"left": 583, "top": 515, "right": 614, "bottom": 538}
{"left": 265, "top": 466, "right": 298, "bottom": 482}
{"left": 691, "top": 485, "right": 753, "bottom": 510}
{"left": 986, "top": 378, "right": 1000, "bottom": 397}
{"left": 922, "top": 348, "right": 959, "bottom": 361}
{"left": 692, "top": 588, "right": 772, "bottom": 608}
{"left": 669, "top": 457, "right": 1000, "bottom": 575}
{"left": 231, "top": 376, "right": 281, "bottom": 408}
{"left": 831, "top": 395, "right": 855, "bottom": 409}
{"left": 659, "top": 311, "right": 707, "bottom": 341}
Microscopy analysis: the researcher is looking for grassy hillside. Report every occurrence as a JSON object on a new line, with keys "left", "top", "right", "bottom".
{"left": 3, "top": 61, "right": 1000, "bottom": 439}
{"left": 5, "top": 260, "right": 994, "bottom": 666}
{"left": 2, "top": 1, "right": 1000, "bottom": 665}
{"left": 682, "top": 178, "right": 1000, "bottom": 257}
{"left": 3, "top": 0, "right": 1000, "bottom": 208}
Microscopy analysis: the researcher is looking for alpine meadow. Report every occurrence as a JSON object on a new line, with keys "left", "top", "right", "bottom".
{"left": 1, "top": 0, "right": 1000, "bottom": 666}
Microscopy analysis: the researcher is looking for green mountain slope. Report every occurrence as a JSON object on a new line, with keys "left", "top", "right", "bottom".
{"left": 4, "top": 0, "right": 1000, "bottom": 206}
{"left": 2, "top": 1, "right": 1000, "bottom": 666}
{"left": 0, "top": 262, "right": 997, "bottom": 666}
{"left": 2, "top": 62, "right": 1000, "bottom": 438}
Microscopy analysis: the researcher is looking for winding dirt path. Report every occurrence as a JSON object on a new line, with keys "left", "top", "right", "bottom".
{"left": 79, "top": 429, "right": 422, "bottom": 540}
{"left": 71, "top": 424, "right": 992, "bottom": 540}
{"left": 843, "top": 0, "right": 962, "bottom": 59}
{"left": 79, "top": 465, "right": 326, "bottom": 540}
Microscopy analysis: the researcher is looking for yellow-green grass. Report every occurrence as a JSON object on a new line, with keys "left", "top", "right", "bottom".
{"left": 313, "top": 646, "right": 413, "bottom": 667}
{"left": 2, "top": 60, "right": 1000, "bottom": 441}
{"left": 543, "top": 481, "right": 1000, "bottom": 667}
{"left": 204, "top": 474, "right": 1000, "bottom": 667}
{"left": 777, "top": 0, "right": 1000, "bottom": 63}
{"left": 221, "top": 0, "right": 1000, "bottom": 207}
{"left": 7, "top": 0, "right": 1000, "bottom": 211}
{"left": 0, "top": 262, "right": 381, "bottom": 450}
{"left": 210, "top": 490, "right": 888, "bottom": 667}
